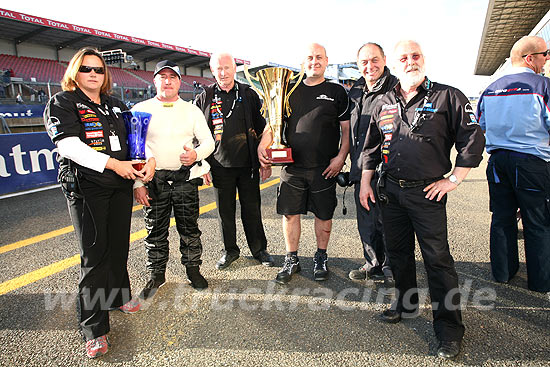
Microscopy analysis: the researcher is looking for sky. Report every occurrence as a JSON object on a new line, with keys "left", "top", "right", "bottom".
{"left": 1, "top": 0, "right": 494, "bottom": 96}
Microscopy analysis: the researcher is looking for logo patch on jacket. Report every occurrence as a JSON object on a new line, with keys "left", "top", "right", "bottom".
{"left": 89, "top": 138, "right": 105, "bottom": 146}
{"left": 467, "top": 113, "right": 479, "bottom": 126}
{"left": 46, "top": 116, "right": 61, "bottom": 138}
{"left": 316, "top": 94, "right": 334, "bottom": 101}
{"left": 78, "top": 106, "right": 101, "bottom": 128}
{"left": 86, "top": 130, "right": 104, "bottom": 139}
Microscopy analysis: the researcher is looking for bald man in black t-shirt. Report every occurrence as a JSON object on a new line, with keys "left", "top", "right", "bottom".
{"left": 264, "top": 43, "right": 350, "bottom": 284}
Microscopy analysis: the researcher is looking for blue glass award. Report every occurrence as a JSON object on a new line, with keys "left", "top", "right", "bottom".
{"left": 122, "top": 111, "right": 151, "bottom": 170}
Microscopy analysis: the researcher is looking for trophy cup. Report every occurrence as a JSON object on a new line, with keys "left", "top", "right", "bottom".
{"left": 244, "top": 65, "right": 304, "bottom": 164}
{"left": 122, "top": 111, "right": 151, "bottom": 171}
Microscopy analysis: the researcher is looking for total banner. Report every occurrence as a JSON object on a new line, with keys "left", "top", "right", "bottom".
{"left": 0, "top": 132, "right": 59, "bottom": 196}
{"left": 0, "top": 8, "right": 248, "bottom": 65}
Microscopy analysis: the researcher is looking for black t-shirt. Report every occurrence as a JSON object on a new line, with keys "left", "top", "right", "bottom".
{"left": 44, "top": 88, "right": 132, "bottom": 188}
{"left": 285, "top": 80, "right": 350, "bottom": 168}
{"left": 211, "top": 86, "right": 251, "bottom": 168}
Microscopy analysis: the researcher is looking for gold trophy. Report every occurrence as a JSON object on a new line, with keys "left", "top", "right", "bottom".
{"left": 244, "top": 65, "right": 304, "bottom": 164}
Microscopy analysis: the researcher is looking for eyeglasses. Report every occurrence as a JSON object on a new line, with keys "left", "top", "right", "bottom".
{"left": 522, "top": 49, "right": 550, "bottom": 58}
{"left": 399, "top": 53, "right": 423, "bottom": 63}
{"left": 78, "top": 65, "right": 105, "bottom": 74}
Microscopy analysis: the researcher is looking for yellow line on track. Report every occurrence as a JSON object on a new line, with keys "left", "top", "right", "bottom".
{"left": 0, "top": 178, "right": 280, "bottom": 296}
{"left": 0, "top": 255, "right": 81, "bottom": 296}
{"left": 259, "top": 178, "right": 280, "bottom": 190}
{"left": 0, "top": 226, "right": 75, "bottom": 255}
{"left": 0, "top": 183, "right": 214, "bottom": 255}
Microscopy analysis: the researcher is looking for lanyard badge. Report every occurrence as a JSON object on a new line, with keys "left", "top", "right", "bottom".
{"left": 407, "top": 78, "right": 433, "bottom": 132}
{"left": 211, "top": 83, "right": 241, "bottom": 141}
{"left": 211, "top": 100, "right": 224, "bottom": 141}
{"left": 109, "top": 130, "right": 121, "bottom": 151}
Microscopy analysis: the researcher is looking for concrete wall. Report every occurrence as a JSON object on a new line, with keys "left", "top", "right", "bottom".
{"left": 0, "top": 39, "right": 16, "bottom": 55}
{"left": 0, "top": 39, "right": 80, "bottom": 62}
{"left": 142, "top": 61, "right": 211, "bottom": 77}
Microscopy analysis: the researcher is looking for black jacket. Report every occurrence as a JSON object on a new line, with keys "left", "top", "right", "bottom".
{"left": 363, "top": 78, "right": 485, "bottom": 180}
{"left": 44, "top": 88, "right": 131, "bottom": 189}
{"left": 348, "top": 67, "right": 398, "bottom": 182}
{"left": 194, "top": 81, "right": 266, "bottom": 170}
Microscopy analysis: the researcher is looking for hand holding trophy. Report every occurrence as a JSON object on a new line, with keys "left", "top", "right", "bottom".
{"left": 122, "top": 111, "right": 152, "bottom": 171}
{"left": 244, "top": 65, "right": 304, "bottom": 165}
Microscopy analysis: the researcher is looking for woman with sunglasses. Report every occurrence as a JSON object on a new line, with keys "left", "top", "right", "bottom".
{"left": 43, "top": 47, "right": 155, "bottom": 358}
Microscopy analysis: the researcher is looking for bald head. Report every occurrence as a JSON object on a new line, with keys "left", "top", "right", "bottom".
{"left": 303, "top": 43, "right": 328, "bottom": 83}
{"left": 307, "top": 43, "right": 327, "bottom": 58}
{"left": 510, "top": 36, "right": 547, "bottom": 65}
{"left": 511, "top": 36, "right": 550, "bottom": 74}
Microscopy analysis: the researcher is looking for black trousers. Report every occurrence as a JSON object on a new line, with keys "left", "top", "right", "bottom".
{"left": 380, "top": 180, "right": 464, "bottom": 342}
{"left": 144, "top": 174, "right": 203, "bottom": 273}
{"left": 353, "top": 181, "right": 391, "bottom": 274}
{"left": 487, "top": 150, "right": 550, "bottom": 292}
{"left": 211, "top": 166, "right": 267, "bottom": 257}
{"left": 67, "top": 178, "right": 133, "bottom": 341}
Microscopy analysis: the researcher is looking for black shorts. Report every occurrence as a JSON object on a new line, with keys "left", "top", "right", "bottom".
{"left": 276, "top": 166, "right": 337, "bottom": 220}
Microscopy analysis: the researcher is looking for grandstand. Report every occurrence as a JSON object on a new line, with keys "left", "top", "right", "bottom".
{"left": 0, "top": 52, "right": 216, "bottom": 104}
{"left": 0, "top": 7, "right": 242, "bottom": 112}
{"left": 0, "top": 57, "right": 216, "bottom": 107}
{"left": 0, "top": 54, "right": 66, "bottom": 83}
{"left": 475, "top": 0, "right": 550, "bottom": 79}
{"left": 0, "top": 7, "right": 240, "bottom": 132}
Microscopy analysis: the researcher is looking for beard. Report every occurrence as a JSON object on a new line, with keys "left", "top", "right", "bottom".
{"left": 397, "top": 65, "right": 425, "bottom": 89}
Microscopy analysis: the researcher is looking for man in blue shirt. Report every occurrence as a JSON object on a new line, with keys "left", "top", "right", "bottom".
{"left": 477, "top": 35, "right": 550, "bottom": 293}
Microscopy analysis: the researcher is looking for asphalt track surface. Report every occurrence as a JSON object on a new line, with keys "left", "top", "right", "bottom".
{"left": 1, "top": 159, "right": 549, "bottom": 366}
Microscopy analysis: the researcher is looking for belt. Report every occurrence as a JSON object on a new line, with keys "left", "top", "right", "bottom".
{"left": 491, "top": 149, "right": 537, "bottom": 159}
{"left": 386, "top": 174, "right": 441, "bottom": 188}
{"left": 155, "top": 163, "right": 196, "bottom": 183}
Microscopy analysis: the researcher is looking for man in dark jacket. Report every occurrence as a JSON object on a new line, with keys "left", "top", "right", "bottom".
{"left": 361, "top": 40, "right": 485, "bottom": 359}
{"left": 195, "top": 52, "right": 274, "bottom": 270}
{"left": 348, "top": 43, "right": 397, "bottom": 285}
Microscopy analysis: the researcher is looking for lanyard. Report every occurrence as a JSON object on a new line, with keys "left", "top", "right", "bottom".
{"left": 213, "top": 83, "right": 240, "bottom": 119}
{"left": 96, "top": 102, "right": 118, "bottom": 135}
{"left": 410, "top": 91, "right": 432, "bottom": 131}
{"left": 398, "top": 78, "right": 433, "bottom": 132}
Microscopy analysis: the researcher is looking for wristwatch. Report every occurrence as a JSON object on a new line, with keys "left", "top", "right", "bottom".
{"left": 448, "top": 174, "right": 460, "bottom": 185}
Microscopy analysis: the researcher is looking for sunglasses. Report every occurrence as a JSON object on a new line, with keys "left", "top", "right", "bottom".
{"left": 522, "top": 49, "right": 550, "bottom": 58}
{"left": 79, "top": 65, "right": 105, "bottom": 74}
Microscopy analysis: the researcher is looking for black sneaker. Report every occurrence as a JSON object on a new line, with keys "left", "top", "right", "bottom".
{"left": 367, "top": 268, "right": 386, "bottom": 281}
{"left": 384, "top": 275, "right": 395, "bottom": 288}
{"left": 275, "top": 254, "right": 301, "bottom": 284}
{"left": 138, "top": 273, "right": 166, "bottom": 300}
{"left": 313, "top": 251, "right": 329, "bottom": 281}
{"left": 186, "top": 266, "right": 208, "bottom": 290}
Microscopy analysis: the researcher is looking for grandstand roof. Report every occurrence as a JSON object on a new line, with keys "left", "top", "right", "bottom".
{"left": 0, "top": 8, "right": 249, "bottom": 71}
{"left": 474, "top": 0, "right": 550, "bottom": 75}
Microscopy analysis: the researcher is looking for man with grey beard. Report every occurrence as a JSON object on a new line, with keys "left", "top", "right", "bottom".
{"left": 360, "top": 40, "right": 485, "bottom": 359}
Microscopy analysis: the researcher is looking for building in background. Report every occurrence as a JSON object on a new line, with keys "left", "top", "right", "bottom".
{"left": 475, "top": 0, "right": 550, "bottom": 83}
